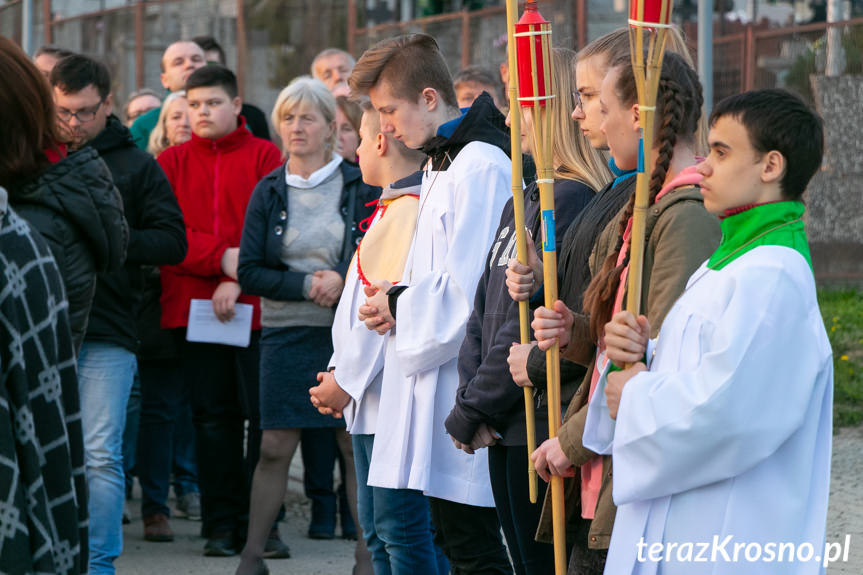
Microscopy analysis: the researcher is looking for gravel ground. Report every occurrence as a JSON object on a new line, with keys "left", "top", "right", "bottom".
{"left": 116, "top": 425, "right": 863, "bottom": 574}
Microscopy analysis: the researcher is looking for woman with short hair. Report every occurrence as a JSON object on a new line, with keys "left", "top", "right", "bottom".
{"left": 235, "top": 76, "right": 378, "bottom": 575}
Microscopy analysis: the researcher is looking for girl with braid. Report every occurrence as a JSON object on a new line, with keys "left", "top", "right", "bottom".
{"left": 525, "top": 52, "right": 721, "bottom": 574}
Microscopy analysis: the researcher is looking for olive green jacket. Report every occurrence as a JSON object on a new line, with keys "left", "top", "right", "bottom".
{"left": 535, "top": 185, "right": 721, "bottom": 549}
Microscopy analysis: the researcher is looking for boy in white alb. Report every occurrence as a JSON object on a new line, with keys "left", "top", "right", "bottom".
{"left": 309, "top": 102, "right": 445, "bottom": 574}
{"left": 557, "top": 90, "right": 832, "bottom": 574}
{"left": 349, "top": 34, "right": 514, "bottom": 573}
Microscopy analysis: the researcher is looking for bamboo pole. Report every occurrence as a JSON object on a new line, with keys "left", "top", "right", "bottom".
{"left": 524, "top": 13, "right": 564, "bottom": 574}
{"left": 626, "top": 0, "right": 672, "bottom": 322}
{"left": 505, "top": 0, "right": 538, "bottom": 505}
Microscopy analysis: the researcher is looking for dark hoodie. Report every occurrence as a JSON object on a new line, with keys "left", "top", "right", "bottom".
{"left": 10, "top": 146, "right": 128, "bottom": 352}
{"left": 419, "top": 91, "right": 510, "bottom": 169}
{"left": 85, "top": 114, "right": 186, "bottom": 353}
{"left": 446, "top": 177, "right": 596, "bottom": 446}
{"left": 525, "top": 163, "right": 637, "bottom": 389}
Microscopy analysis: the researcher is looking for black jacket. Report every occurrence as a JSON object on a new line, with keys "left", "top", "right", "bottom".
{"left": 446, "top": 179, "right": 595, "bottom": 446}
{"left": 10, "top": 147, "right": 128, "bottom": 352}
{"left": 420, "top": 92, "right": 510, "bottom": 170}
{"left": 85, "top": 115, "right": 187, "bottom": 352}
{"left": 238, "top": 161, "right": 379, "bottom": 301}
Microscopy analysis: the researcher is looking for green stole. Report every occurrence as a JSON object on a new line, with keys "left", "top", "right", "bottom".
{"left": 707, "top": 201, "right": 811, "bottom": 271}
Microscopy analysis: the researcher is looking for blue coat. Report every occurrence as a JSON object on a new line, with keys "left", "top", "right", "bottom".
{"left": 238, "top": 161, "right": 380, "bottom": 302}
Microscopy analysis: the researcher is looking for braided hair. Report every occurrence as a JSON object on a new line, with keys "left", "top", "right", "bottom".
{"left": 581, "top": 51, "right": 703, "bottom": 342}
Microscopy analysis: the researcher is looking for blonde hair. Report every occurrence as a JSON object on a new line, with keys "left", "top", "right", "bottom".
{"left": 525, "top": 48, "right": 611, "bottom": 193}
{"left": 271, "top": 76, "right": 337, "bottom": 154}
{"left": 148, "top": 91, "right": 186, "bottom": 157}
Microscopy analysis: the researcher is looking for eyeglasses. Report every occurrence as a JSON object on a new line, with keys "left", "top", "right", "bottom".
{"left": 572, "top": 90, "right": 598, "bottom": 110}
{"left": 57, "top": 100, "right": 104, "bottom": 123}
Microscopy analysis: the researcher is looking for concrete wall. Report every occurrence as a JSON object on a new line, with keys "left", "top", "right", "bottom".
{"left": 809, "top": 75, "right": 863, "bottom": 285}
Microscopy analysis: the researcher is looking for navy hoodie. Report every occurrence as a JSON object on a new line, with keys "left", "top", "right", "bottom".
{"left": 446, "top": 177, "right": 595, "bottom": 446}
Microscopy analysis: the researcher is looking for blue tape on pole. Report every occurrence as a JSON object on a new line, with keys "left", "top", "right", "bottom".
{"left": 542, "top": 210, "right": 555, "bottom": 252}
{"left": 638, "top": 136, "right": 645, "bottom": 173}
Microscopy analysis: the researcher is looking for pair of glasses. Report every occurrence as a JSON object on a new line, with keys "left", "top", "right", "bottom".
{"left": 572, "top": 90, "right": 598, "bottom": 110}
{"left": 57, "top": 100, "right": 104, "bottom": 123}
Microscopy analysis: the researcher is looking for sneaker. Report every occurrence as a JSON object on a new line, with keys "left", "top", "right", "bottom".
{"left": 262, "top": 526, "right": 291, "bottom": 559}
{"left": 143, "top": 513, "right": 174, "bottom": 542}
{"left": 176, "top": 492, "right": 201, "bottom": 521}
{"left": 203, "top": 531, "right": 237, "bottom": 557}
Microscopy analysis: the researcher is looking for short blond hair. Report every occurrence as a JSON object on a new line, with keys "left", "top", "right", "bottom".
{"left": 271, "top": 76, "right": 337, "bottom": 152}
{"left": 148, "top": 91, "right": 186, "bottom": 157}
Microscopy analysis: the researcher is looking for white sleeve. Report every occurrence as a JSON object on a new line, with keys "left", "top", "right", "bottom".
{"left": 608, "top": 263, "right": 829, "bottom": 505}
{"left": 394, "top": 159, "right": 511, "bottom": 377}
{"left": 330, "top": 266, "right": 386, "bottom": 403}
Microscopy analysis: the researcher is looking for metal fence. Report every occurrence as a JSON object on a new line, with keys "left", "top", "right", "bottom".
{"left": 684, "top": 17, "right": 863, "bottom": 106}
{"left": 2, "top": 0, "right": 862, "bottom": 120}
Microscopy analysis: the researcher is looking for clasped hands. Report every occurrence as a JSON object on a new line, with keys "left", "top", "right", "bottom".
{"left": 309, "top": 370, "right": 351, "bottom": 419}
{"left": 358, "top": 280, "right": 395, "bottom": 335}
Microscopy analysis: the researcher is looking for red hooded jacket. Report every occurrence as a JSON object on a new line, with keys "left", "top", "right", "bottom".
{"left": 157, "top": 118, "right": 282, "bottom": 330}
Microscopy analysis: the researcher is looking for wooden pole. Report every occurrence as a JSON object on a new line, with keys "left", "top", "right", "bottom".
{"left": 626, "top": 0, "right": 672, "bottom": 323}
{"left": 523, "top": 12, "right": 564, "bottom": 572}
{"left": 505, "top": 0, "right": 538, "bottom": 505}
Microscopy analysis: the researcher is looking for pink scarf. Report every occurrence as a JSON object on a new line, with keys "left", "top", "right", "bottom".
{"left": 580, "top": 165, "right": 702, "bottom": 519}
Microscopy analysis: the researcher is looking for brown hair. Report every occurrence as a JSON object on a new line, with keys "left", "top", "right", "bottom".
{"left": 581, "top": 51, "right": 703, "bottom": 340}
{"left": 336, "top": 95, "right": 363, "bottom": 134}
{"left": 0, "top": 37, "right": 61, "bottom": 190}
{"left": 348, "top": 34, "right": 458, "bottom": 110}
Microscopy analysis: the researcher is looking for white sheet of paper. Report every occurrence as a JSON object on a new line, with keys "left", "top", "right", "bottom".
{"left": 186, "top": 299, "right": 253, "bottom": 348}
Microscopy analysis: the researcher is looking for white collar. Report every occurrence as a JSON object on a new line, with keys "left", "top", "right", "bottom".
{"left": 285, "top": 154, "right": 343, "bottom": 189}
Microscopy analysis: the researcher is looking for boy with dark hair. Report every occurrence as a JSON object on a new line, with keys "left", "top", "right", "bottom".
{"left": 572, "top": 88, "right": 833, "bottom": 574}
{"left": 351, "top": 33, "right": 513, "bottom": 573}
{"left": 191, "top": 35, "right": 270, "bottom": 140}
{"left": 157, "top": 64, "right": 283, "bottom": 557}
{"left": 50, "top": 53, "right": 187, "bottom": 573}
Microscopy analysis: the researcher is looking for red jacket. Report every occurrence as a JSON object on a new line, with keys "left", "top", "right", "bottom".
{"left": 157, "top": 118, "right": 282, "bottom": 330}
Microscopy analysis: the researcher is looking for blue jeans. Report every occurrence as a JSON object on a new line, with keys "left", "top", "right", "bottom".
{"left": 352, "top": 434, "right": 447, "bottom": 575}
{"left": 122, "top": 370, "right": 140, "bottom": 498}
{"left": 78, "top": 341, "right": 137, "bottom": 575}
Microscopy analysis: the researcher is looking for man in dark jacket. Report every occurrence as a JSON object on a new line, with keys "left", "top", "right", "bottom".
{"left": 51, "top": 55, "right": 187, "bottom": 575}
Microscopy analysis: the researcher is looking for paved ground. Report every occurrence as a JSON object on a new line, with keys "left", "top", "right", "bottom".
{"left": 116, "top": 462, "right": 357, "bottom": 574}
{"left": 117, "top": 425, "right": 863, "bottom": 574}
{"left": 825, "top": 424, "right": 863, "bottom": 574}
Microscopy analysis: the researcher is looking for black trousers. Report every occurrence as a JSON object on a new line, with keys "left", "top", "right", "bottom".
{"left": 488, "top": 444, "right": 555, "bottom": 575}
{"left": 183, "top": 331, "right": 261, "bottom": 537}
{"left": 428, "top": 496, "right": 513, "bottom": 575}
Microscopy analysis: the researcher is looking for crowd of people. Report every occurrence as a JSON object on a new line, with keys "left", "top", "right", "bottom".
{"left": 0, "top": 19, "right": 832, "bottom": 575}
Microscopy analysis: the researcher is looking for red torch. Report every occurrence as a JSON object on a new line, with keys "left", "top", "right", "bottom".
{"left": 515, "top": 2, "right": 565, "bottom": 574}
{"left": 626, "top": 0, "right": 675, "bottom": 328}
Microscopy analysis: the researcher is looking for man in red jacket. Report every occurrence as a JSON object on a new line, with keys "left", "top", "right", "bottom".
{"left": 157, "top": 65, "right": 283, "bottom": 557}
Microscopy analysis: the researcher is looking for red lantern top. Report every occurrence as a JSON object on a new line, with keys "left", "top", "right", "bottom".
{"left": 515, "top": 1, "right": 552, "bottom": 108}
{"left": 629, "top": 0, "right": 672, "bottom": 26}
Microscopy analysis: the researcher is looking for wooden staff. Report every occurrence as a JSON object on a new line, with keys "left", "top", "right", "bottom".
{"left": 516, "top": 2, "right": 564, "bottom": 572}
{"left": 626, "top": 0, "right": 674, "bottom": 320}
{"left": 505, "top": 0, "right": 538, "bottom": 506}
